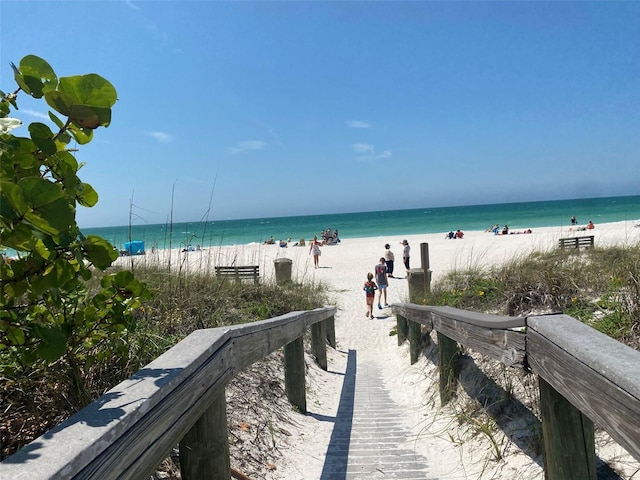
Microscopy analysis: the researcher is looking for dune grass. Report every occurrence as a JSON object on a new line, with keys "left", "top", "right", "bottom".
{"left": 423, "top": 242, "right": 640, "bottom": 476}
{"left": 0, "top": 263, "right": 328, "bottom": 460}
{"left": 428, "top": 243, "right": 640, "bottom": 349}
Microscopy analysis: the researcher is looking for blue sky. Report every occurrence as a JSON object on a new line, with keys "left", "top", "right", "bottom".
{"left": 2, "top": 1, "right": 639, "bottom": 228}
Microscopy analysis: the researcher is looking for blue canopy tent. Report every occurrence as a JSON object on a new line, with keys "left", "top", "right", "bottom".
{"left": 124, "top": 241, "right": 145, "bottom": 255}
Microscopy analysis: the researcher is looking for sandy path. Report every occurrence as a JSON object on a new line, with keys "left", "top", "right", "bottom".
{"left": 272, "top": 222, "right": 638, "bottom": 479}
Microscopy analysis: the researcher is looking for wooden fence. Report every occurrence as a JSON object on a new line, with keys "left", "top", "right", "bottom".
{"left": 0, "top": 307, "right": 337, "bottom": 480}
{"left": 393, "top": 303, "right": 640, "bottom": 480}
{"left": 3, "top": 295, "right": 638, "bottom": 479}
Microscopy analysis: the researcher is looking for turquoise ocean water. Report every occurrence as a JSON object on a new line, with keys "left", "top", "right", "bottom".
{"left": 85, "top": 195, "right": 640, "bottom": 251}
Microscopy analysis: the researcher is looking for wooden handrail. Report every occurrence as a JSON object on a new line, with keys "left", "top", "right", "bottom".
{"left": 4, "top": 298, "right": 639, "bottom": 478}
{"left": 528, "top": 314, "right": 640, "bottom": 462}
{"left": 394, "top": 303, "right": 526, "bottom": 367}
{"left": 0, "top": 306, "right": 337, "bottom": 480}
{"left": 392, "top": 302, "right": 640, "bottom": 467}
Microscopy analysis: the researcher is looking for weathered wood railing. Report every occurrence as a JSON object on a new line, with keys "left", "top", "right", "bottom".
{"left": 393, "top": 303, "right": 640, "bottom": 480}
{"left": 0, "top": 306, "right": 337, "bottom": 480}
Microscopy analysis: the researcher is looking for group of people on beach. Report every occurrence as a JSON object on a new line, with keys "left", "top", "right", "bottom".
{"left": 486, "top": 224, "right": 532, "bottom": 235}
{"left": 264, "top": 236, "right": 293, "bottom": 247}
{"left": 308, "top": 227, "right": 342, "bottom": 268}
{"left": 569, "top": 216, "right": 595, "bottom": 231}
{"left": 445, "top": 230, "right": 464, "bottom": 239}
{"left": 320, "top": 227, "right": 340, "bottom": 245}
{"left": 362, "top": 240, "right": 410, "bottom": 319}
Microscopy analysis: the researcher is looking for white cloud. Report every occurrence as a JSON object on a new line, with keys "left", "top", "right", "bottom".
{"left": 147, "top": 131, "right": 172, "bottom": 142}
{"left": 352, "top": 143, "right": 374, "bottom": 154}
{"left": 356, "top": 149, "right": 393, "bottom": 162}
{"left": 21, "top": 109, "right": 50, "bottom": 121}
{"left": 228, "top": 140, "right": 267, "bottom": 154}
{"left": 347, "top": 120, "right": 371, "bottom": 128}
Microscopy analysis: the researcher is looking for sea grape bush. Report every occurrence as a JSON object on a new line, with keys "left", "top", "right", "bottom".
{"left": 0, "top": 55, "right": 148, "bottom": 373}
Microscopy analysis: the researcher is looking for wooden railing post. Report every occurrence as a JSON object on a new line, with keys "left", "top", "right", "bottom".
{"left": 409, "top": 320, "right": 421, "bottom": 364}
{"left": 420, "top": 242, "right": 430, "bottom": 283}
{"left": 311, "top": 320, "right": 328, "bottom": 370}
{"left": 539, "top": 377, "right": 596, "bottom": 480}
{"left": 407, "top": 243, "right": 431, "bottom": 303}
{"left": 437, "top": 332, "right": 460, "bottom": 405}
{"left": 325, "top": 315, "right": 336, "bottom": 348}
{"left": 284, "top": 336, "right": 306, "bottom": 413}
{"left": 179, "top": 389, "right": 230, "bottom": 480}
{"left": 397, "top": 313, "right": 408, "bottom": 345}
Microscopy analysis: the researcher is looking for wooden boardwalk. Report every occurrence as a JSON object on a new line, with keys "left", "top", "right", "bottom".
{"left": 318, "top": 354, "right": 433, "bottom": 479}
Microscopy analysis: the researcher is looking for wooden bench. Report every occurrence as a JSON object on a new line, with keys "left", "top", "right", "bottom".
{"left": 214, "top": 265, "right": 260, "bottom": 284}
{"left": 558, "top": 235, "right": 594, "bottom": 249}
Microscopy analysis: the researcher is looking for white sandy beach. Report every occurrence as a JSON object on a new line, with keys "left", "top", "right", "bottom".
{"left": 118, "top": 221, "right": 640, "bottom": 479}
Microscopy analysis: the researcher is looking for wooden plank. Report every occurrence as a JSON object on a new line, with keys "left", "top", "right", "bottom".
{"left": 179, "top": 389, "right": 231, "bottom": 480}
{"left": 431, "top": 307, "right": 526, "bottom": 367}
{"left": 396, "top": 314, "right": 408, "bottom": 345}
{"left": 409, "top": 320, "right": 421, "bottom": 364}
{"left": 214, "top": 265, "right": 259, "bottom": 273}
{"left": 528, "top": 314, "right": 640, "bottom": 461}
{"left": 82, "top": 338, "right": 236, "bottom": 479}
{"left": 214, "top": 265, "right": 260, "bottom": 284}
{"left": 325, "top": 315, "right": 336, "bottom": 349}
{"left": 284, "top": 337, "right": 306, "bottom": 414}
{"left": 392, "top": 304, "right": 433, "bottom": 329}
{"left": 226, "top": 307, "right": 336, "bottom": 371}
{"left": 311, "top": 320, "right": 328, "bottom": 371}
{"left": 0, "top": 328, "right": 234, "bottom": 480}
{"left": 558, "top": 236, "right": 594, "bottom": 249}
{"left": 430, "top": 305, "right": 525, "bottom": 329}
{"left": 390, "top": 304, "right": 525, "bottom": 366}
{"left": 438, "top": 332, "right": 460, "bottom": 405}
{"left": 539, "top": 377, "right": 596, "bottom": 480}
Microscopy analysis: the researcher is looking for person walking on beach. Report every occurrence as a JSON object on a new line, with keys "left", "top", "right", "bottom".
{"left": 309, "top": 235, "right": 322, "bottom": 268}
{"left": 402, "top": 239, "right": 410, "bottom": 270}
{"left": 363, "top": 272, "right": 378, "bottom": 319}
{"left": 375, "top": 257, "right": 389, "bottom": 309}
{"left": 384, "top": 243, "right": 395, "bottom": 278}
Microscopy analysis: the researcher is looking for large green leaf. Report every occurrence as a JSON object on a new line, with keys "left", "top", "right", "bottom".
{"left": 44, "top": 90, "right": 76, "bottom": 118}
{"left": 59, "top": 74, "right": 117, "bottom": 108}
{"left": 5, "top": 326, "right": 26, "bottom": 346}
{"left": 44, "top": 74, "right": 116, "bottom": 129}
{"left": 103, "top": 270, "right": 149, "bottom": 299}
{"left": 35, "top": 326, "right": 67, "bottom": 362}
{"left": 18, "top": 178, "right": 74, "bottom": 237}
{"left": 83, "top": 235, "right": 117, "bottom": 269}
{"left": 29, "top": 122, "right": 57, "bottom": 156}
{"left": 13, "top": 55, "right": 57, "bottom": 99}
{"left": 46, "top": 258, "right": 78, "bottom": 289}
{"left": 70, "top": 104, "right": 111, "bottom": 129}
{"left": 76, "top": 182, "right": 98, "bottom": 207}
{"left": 0, "top": 181, "right": 28, "bottom": 220}
{"left": 0, "top": 223, "right": 34, "bottom": 251}
{"left": 48, "top": 111, "right": 66, "bottom": 130}
{"left": 67, "top": 123, "right": 94, "bottom": 144}
{"left": 1, "top": 137, "right": 39, "bottom": 177}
